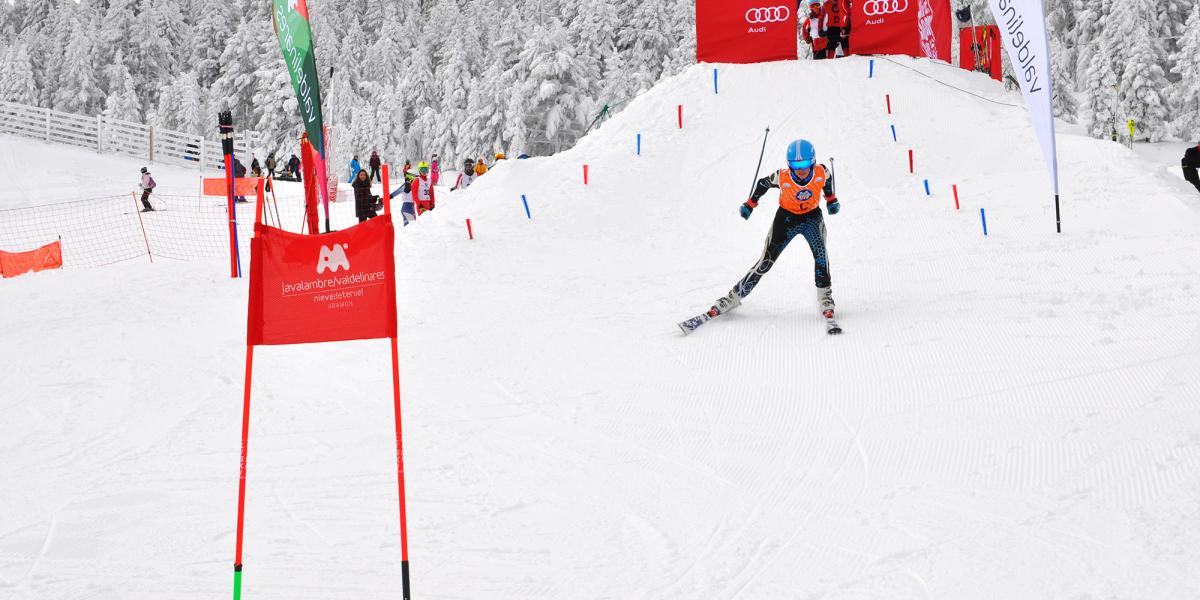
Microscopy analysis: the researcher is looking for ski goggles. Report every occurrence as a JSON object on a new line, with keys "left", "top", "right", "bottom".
{"left": 418, "top": 167, "right": 430, "bottom": 174}
{"left": 789, "top": 159, "right": 815, "bottom": 170}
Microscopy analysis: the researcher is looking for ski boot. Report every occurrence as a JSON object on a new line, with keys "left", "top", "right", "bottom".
{"left": 818, "top": 286, "right": 841, "bottom": 334}
{"left": 707, "top": 289, "right": 743, "bottom": 318}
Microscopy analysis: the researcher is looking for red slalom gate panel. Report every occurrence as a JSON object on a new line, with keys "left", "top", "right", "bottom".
{"left": 246, "top": 215, "right": 398, "bottom": 346}
{"left": 696, "top": 0, "right": 798, "bottom": 64}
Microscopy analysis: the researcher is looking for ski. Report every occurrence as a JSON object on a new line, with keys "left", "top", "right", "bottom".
{"left": 824, "top": 311, "right": 843, "bottom": 335}
{"left": 678, "top": 311, "right": 714, "bottom": 335}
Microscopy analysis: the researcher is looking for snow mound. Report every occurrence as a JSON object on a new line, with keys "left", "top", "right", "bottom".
{"left": 3, "top": 57, "right": 1200, "bottom": 599}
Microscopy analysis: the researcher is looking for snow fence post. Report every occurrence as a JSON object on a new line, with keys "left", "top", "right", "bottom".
{"left": 382, "top": 164, "right": 391, "bottom": 215}
{"left": 96, "top": 115, "right": 102, "bottom": 153}
{"left": 980, "top": 208, "right": 988, "bottom": 236}
{"left": 521, "top": 194, "right": 531, "bottom": 219}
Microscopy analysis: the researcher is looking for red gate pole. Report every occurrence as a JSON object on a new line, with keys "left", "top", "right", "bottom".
{"left": 232, "top": 344, "right": 255, "bottom": 600}
{"left": 390, "top": 336, "right": 412, "bottom": 599}
{"left": 130, "top": 192, "right": 153, "bottom": 263}
{"left": 382, "top": 164, "right": 392, "bottom": 215}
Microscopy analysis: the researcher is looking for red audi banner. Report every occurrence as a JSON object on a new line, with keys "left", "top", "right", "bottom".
{"left": 851, "top": 0, "right": 952, "bottom": 61}
{"left": 696, "top": 0, "right": 797, "bottom": 64}
{"left": 246, "top": 214, "right": 397, "bottom": 346}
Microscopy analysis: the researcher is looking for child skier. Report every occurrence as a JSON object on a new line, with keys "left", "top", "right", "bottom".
{"left": 411, "top": 161, "right": 436, "bottom": 215}
{"left": 452, "top": 158, "right": 477, "bottom": 191}
{"left": 680, "top": 139, "right": 842, "bottom": 334}
{"left": 138, "top": 167, "right": 156, "bottom": 212}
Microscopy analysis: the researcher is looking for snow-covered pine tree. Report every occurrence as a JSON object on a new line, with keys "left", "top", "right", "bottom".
{"left": 51, "top": 1, "right": 102, "bottom": 115}
{"left": 1170, "top": 1, "right": 1200, "bottom": 140}
{"left": 1049, "top": 38, "right": 1078, "bottom": 123}
{"left": 0, "top": 41, "right": 39, "bottom": 105}
{"left": 616, "top": 0, "right": 672, "bottom": 94}
{"left": 1115, "top": 0, "right": 1171, "bottom": 141}
{"left": 102, "top": 50, "right": 143, "bottom": 123}
{"left": 1084, "top": 43, "right": 1119, "bottom": 139}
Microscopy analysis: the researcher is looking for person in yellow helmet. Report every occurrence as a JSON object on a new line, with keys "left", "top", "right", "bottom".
{"left": 412, "top": 161, "right": 435, "bottom": 215}
{"left": 494, "top": 152, "right": 506, "bottom": 160}
{"left": 475, "top": 158, "right": 488, "bottom": 176}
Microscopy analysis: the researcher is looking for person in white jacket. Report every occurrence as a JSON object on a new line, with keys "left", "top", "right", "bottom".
{"left": 138, "top": 167, "right": 156, "bottom": 212}
{"left": 451, "top": 158, "right": 478, "bottom": 191}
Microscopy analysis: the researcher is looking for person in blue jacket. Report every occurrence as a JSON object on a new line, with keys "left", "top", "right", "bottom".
{"left": 347, "top": 155, "right": 363, "bottom": 183}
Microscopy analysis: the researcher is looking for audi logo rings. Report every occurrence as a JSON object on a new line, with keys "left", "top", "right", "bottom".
{"left": 862, "top": 0, "right": 909, "bottom": 16}
{"left": 745, "top": 6, "right": 790, "bottom": 23}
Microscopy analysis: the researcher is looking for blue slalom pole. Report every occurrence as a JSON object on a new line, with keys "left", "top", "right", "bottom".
{"left": 890, "top": 124, "right": 897, "bottom": 142}
{"left": 924, "top": 179, "right": 930, "bottom": 195}
{"left": 713, "top": 68, "right": 719, "bottom": 94}
{"left": 637, "top": 133, "right": 641, "bottom": 156}
{"left": 981, "top": 208, "right": 988, "bottom": 236}
{"left": 521, "top": 194, "right": 531, "bottom": 219}
{"left": 869, "top": 59, "right": 874, "bottom": 78}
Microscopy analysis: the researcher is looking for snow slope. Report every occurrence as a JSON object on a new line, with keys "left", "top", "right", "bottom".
{"left": 3, "top": 57, "right": 1200, "bottom": 599}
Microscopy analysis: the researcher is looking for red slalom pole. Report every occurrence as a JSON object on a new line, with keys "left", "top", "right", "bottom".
{"left": 382, "top": 164, "right": 392, "bottom": 215}
{"left": 390, "top": 336, "right": 412, "bottom": 600}
{"left": 908, "top": 149, "right": 914, "bottom": 174}
{"left": 677, "top": 104, "right": 683, "bottom": 128}
{"left": 583, "top": 164, "right": 589, "bottom": 185}
{"left": 466, "top": 218, "right": 474, "bottom": 240}
{"left": 886, "top": 94, "right": 892, "bottom": 114}
{"left": 232, "top": 344, "right": 255, "bottom": 600}
{"left": 953, "top": 184, "right": 960, "bottom": 210}
{"left": 130, "top": 192, "right": 153, "bottom": 263}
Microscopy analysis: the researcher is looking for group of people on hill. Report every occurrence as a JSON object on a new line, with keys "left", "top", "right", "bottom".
{"left": 801, "top": 0, "right": 852, "bottom": 60}
{"left": 350, "top": 151, "right": 511, "bottom": 224}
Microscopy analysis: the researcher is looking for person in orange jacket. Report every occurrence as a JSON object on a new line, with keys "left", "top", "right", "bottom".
{"left": 801, "top": 1, "right": 828, "bottom": 60}
{"left": 822, "top": 0, "right": 850, "bottom": 58}
{"left": 411, "top": 161, "right": 436, "bottom": 215}
{"left": 713, "top": 139, "right": 840, "bottom": 322}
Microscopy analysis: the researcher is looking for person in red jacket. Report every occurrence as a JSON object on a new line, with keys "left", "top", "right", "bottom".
{"left": 801, "top": 1, "right": 828, "bottom": 60}
{"left": 822, "top": 0, "right": 850, "bottom": 58}
{"left": 412, "top": 161, "right": 436, "bottom": 215}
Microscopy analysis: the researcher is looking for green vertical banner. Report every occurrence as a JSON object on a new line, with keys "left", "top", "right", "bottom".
{"left": 272, "top": 0, "right": 331, "bottom": 232}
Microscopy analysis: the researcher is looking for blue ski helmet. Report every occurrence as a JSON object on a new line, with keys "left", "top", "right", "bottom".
{"left": 786, "top": 139, "right": 816, "bottom": 170}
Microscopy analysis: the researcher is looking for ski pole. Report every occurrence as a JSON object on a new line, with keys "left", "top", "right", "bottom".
{"left": 747, "top": 127, "right": 770, "bottom": 199}
{"left": 830, "top": 157, "right": 837, "bottom": 196}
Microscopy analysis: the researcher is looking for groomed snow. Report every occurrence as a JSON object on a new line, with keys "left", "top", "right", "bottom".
{"left": 3, "top": 56, "right": 1200, "bottom": 599}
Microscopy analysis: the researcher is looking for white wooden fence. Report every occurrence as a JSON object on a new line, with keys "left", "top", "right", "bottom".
{"left": 0, "top": 100, "right": 262, "bottom": 172}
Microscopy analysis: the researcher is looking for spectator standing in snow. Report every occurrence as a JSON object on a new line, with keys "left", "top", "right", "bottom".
{"left": 801, "top": 1, "right": 827, "bottom": 60}
{"left": 822, "top": 0, "right": 850, "bottom": 58}
{"left": 348, "top": 154, "right": 363, "bottom": 183}
{"left": 234, "top": 157, "right": 248, "bottom": 203}
{"left": 1184, "top": 143, "right": 1200, "bottom": 195}
{"left": 265, "top": 152, "right": 277, "bottom": 178}
{"left": 138, "top": 167, "right": 156, "bottom": 212}
{"left": 430, "top": 153, "right": 441, "bottom": 185}
{"left": 452, "top": 158, "right": 477, "bottom": 191}
{"left": 352, "top": 168, "right": 379, "bottom": 223}
{"left": 251, "top": 154, "right": 262, "bottom": 176}
{"left": 369, "top": 150, "right": 382, "bottom": 182}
